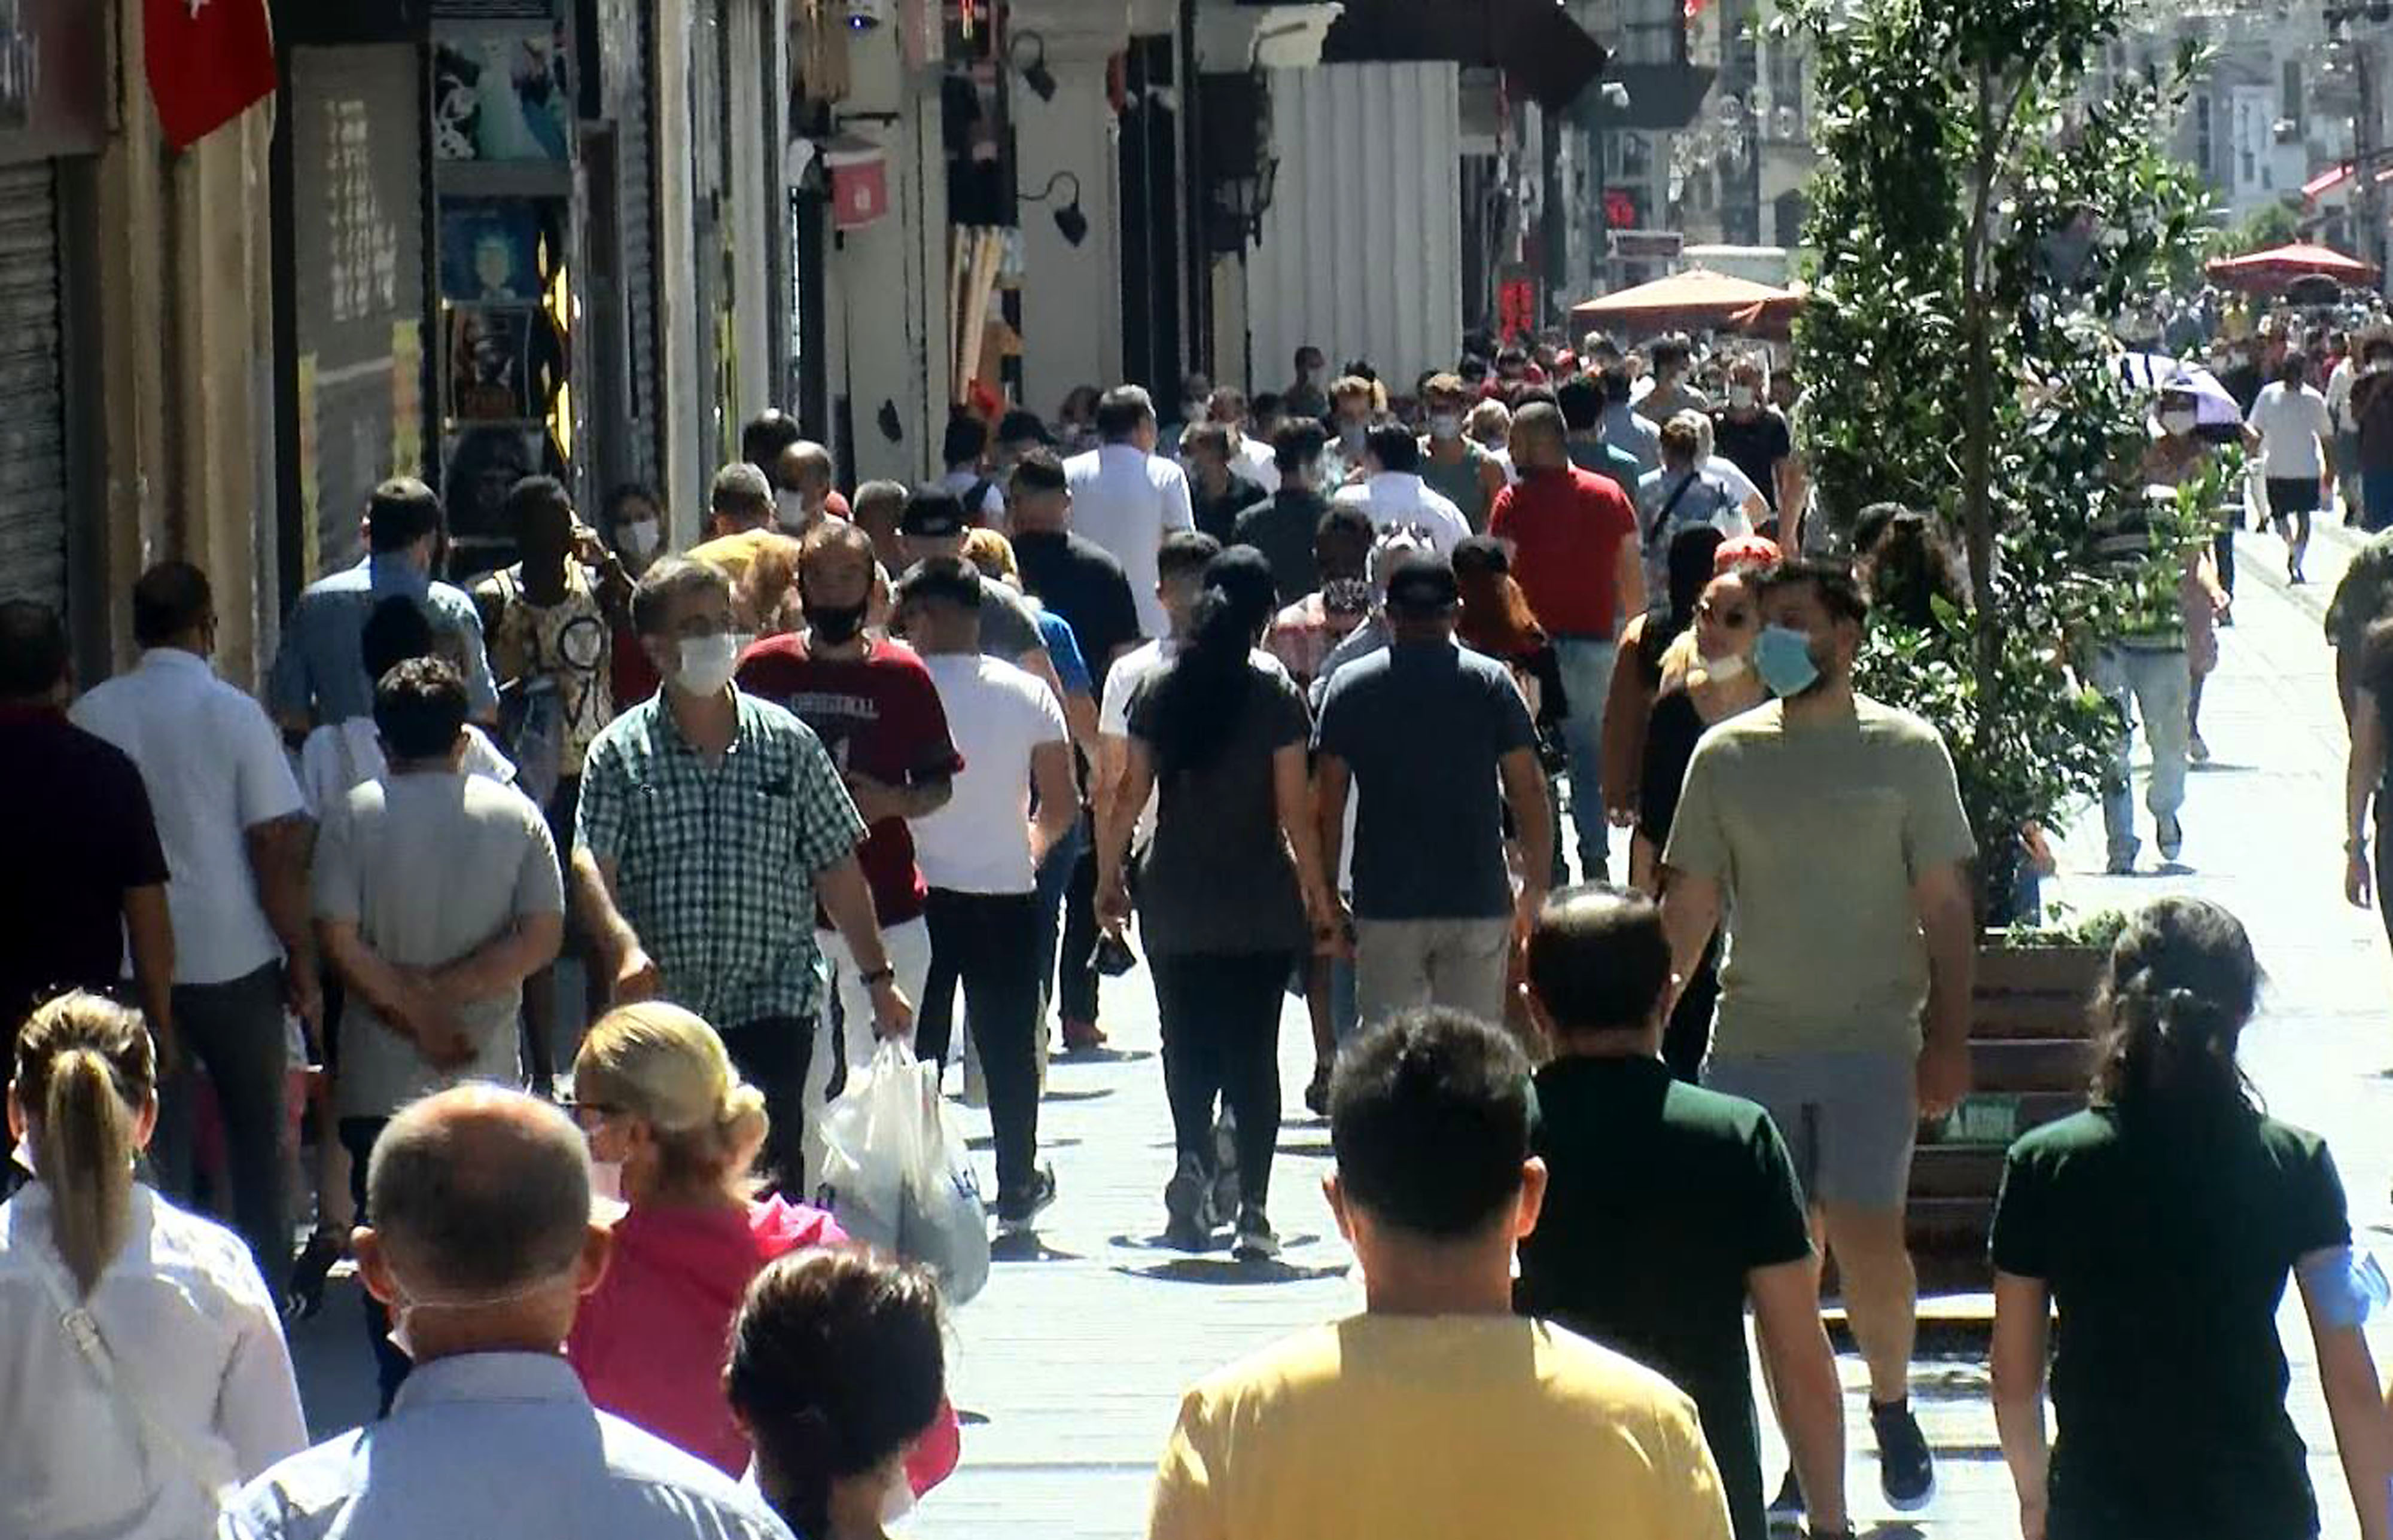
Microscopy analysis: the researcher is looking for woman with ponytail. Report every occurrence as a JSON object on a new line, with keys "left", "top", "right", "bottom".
{"left": 563, "top": 1002, "right": 958, "bottom": 1489}
{"left": 1097, "top": 547, "right": 1338, "bottom": 1261}
{"left": 0, "top": 991, "right": 304, "bottom": 1537}
{"left": 1988, "top": 899, "right": 2392, "bottom": 1540}
{"left": 727, "top": 1249, "right": 948, "bottom": 1540}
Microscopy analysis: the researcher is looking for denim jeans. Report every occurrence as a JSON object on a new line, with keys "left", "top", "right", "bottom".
{"left": 2092, "top": 644, "right": 2191, "bottom": 862}
{"left": 1550, "top": 635, "right": 1618, "bottom": 880}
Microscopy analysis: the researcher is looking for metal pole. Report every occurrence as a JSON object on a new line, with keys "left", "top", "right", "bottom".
{"left": 2362, "top": 37, "right": 2386, "bottom": 293}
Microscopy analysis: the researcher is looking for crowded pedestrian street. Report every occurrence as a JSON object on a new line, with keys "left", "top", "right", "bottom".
{"left": 17, "top": 2, "right": 2393, "bottom": 1539}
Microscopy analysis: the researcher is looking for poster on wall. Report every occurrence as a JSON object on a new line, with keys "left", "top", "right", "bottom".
{"left": 447, "top": 307, "right": 545, "bottom": 422}
{"left": 439, "top": 197, "right": 557, "bottom": 301}
{"left": 433, "top": 23, "right": 571, "bottom": 163}
{"left": 443, "top": 424, "right": 548, "bottom": 550}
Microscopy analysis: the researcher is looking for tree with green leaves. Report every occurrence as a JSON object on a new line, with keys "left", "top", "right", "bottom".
{"left": 1780, "top": 0, "right": 2215, "bottom": 914}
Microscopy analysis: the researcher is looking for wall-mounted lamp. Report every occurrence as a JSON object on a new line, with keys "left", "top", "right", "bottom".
{"left": 1009, "top": 30, "right": 1058, "bottom": 103}
{"left": 1021, "top": 170, "right": 1087, "bottom": 246}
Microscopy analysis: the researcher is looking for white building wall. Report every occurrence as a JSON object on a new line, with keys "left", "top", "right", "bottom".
{"left": 1246, "top": 62, "right": 1464, "bottom": 392}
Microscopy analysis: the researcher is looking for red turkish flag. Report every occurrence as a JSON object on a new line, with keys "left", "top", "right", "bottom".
{"left": 147, "top": 0, "right": 279, "bottom": 150}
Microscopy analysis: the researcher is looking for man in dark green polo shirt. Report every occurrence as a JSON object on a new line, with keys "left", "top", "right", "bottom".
{"left": 1513, "top": 884, "right": 1851, "bottom": 1540}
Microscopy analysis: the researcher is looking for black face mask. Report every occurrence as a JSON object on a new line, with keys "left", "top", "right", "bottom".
{"left": 805, "top": 600, "right": 869, "bottom": 646}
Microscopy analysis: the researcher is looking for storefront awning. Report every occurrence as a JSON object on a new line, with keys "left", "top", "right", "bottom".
{"left": 1319, "top": 0, "right": 1610, "bottom": 114}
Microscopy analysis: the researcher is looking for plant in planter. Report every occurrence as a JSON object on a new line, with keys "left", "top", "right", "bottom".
{"left": 1779, "top": 0, "right": 2215, "bottom": 919}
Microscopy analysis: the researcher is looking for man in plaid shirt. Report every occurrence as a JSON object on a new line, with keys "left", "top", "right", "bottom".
{"left": 573, "top": 556, "right": 913, "bottom": 1192}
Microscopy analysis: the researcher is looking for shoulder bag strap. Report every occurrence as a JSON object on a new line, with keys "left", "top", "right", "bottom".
{"left": 1645, "top": 472, "right": 1701, "bottom": 553}
{"left": 31, "top": 1242, "right": 240, "bottom": 1508}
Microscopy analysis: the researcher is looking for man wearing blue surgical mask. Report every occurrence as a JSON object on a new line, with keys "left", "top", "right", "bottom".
{"left": 1656, "top": 557, "right": 1978, "bottom": 1527}
{"left": 570, "top": 557, "right": 913, "bottom": 1200}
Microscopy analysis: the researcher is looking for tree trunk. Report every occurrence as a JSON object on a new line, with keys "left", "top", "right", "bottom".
{"left": 1961, "top": 63, "right": 2002, "bottom": 744}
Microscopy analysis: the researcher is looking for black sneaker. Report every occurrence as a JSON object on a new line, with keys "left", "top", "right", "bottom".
{"left": 1303, "top": 1066, "right": 1331, "bottom": 1117}
{"left": 995, "top": 1167, "right": 1057, "bottom": 1234}
{"left": 1871, "top": 1398, "right": 1935, "bottom": 1511}
{"left": 1231, "top": 1205, "right": 1280, "bottom": 1262}
{"left": 1163, "top": 1152, "right": 1211, "bottom": 1249}
{"left": 1765, "top": 1469, "right": 1804, "bottom": 1527}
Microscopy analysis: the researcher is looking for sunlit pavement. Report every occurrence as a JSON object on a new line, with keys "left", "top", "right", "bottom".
{"left": 287, "top": 519, "right": 2393, "bottom": 1537}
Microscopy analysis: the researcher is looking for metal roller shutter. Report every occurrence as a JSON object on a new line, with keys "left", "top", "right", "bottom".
{"left": 0, "top": 161, "right": 66, "bottom": 610}
{"left": 619, "top": 0, "right": 661, "bottom": 489}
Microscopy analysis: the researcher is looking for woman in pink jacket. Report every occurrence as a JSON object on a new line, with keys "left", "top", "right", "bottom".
{"left": 564, "top": 1002, "right": 961, "bottom": 1490}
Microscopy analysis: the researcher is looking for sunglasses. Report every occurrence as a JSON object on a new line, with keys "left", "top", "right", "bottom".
{"left": 1698, "top": 600, "right": 1755, "bottom": 628}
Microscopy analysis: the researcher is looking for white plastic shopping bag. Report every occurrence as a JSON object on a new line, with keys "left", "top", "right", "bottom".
{"left": 815, "top": 1041, "right": 991, "bottom": 1303}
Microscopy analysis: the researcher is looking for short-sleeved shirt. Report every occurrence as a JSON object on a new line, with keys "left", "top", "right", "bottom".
{"left": 268, "top": 555, "right": 500, "bottom": 725}
{"left": 1489, "top": 466, "right": 1640, "bottom": 638}
{"left": 2354, "top": 370, "right": 2393, "bottom": 472}
{"left": 311, "top": 771, "right": 564, "bottom": 1118}
{"left": 1034, "top": 608, "right": 1091, "bottom": 698}
{"left": 735, "top": 636, "right": 963, "bottom": 929}
{"left": 1711, "top": 409, "right": 1794, "bottom": 510}
{"left": 576, "top": 691, "right": 867, "bottom": 1026}
{"left": 2324, "top": 527, "right": 2393, "bottom": 653}
{"left": 1314, "top": 640, "right": 1538, "bottom": 921}
{"left": 1148, "top": 1315, "right": 1733, "bottom": 1540}
{"left": 297, "top": 721, "right": 516, "bottom": 818}
{"left": 1012, "top": 528, "right": 1144, "bottom": 688}
{"left": 1516, "top": 1056, "right": 1812, "bottom": 1540}
{"left": 912, "top": 654, "right": 1068, "bottom": 895}
{"left": 1231, "top": 489, "right": 1331, "bottom": 605}
{"left": 973, "top": 575, "right": 1048, "bottom": 667}
{"left": 1634, "top": 470, "right": 1750, "bottom": 593}
{"left": 1063, "top": 443, "right": 1197, "bottom": 641}
{"left": 2244, "top": 380, "right": 2333, "bottom": 478}
{"left": 472, "top": 563, "right": 615, "bottom": 775}
{"left": 72, "top": 650, "right": 308, "bottom": 986}
{"left": 1662, "top": 696, "right": 1976, "bottom": 1058}
{"left": 1265, "top": 591, "right": 1366, "bottom": 687}
{"left": 1127, "top": 660, "right": 1311, "bottom": 957}
{"left": 683, "top": 527, "right": 781, "bottom": 585}
{"left": 0, "top": 706, "right": 169, "bottom": 1039}
{"left": 1989, "top": 1108, "right": 2351, "bottom": 1540}
{"left": 1192, "top": 472, "right": 1272, "bottom": 545}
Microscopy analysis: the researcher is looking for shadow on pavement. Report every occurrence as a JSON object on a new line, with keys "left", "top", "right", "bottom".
{"left": 966, "top": 1135, "right": 1082, "bottom": 1152}
{"left": 1277, "top": 1138, "right": 1335, "bottom": 1158}
{"left": 990, "top": 1234, "right": 1085, "bottom": 1263}
{"left": 1038, "top": 1087, "right": 1117, "bottom": 1103}
{"left": 1112, "top": 1257, "right": 1350, "bottom": 1286}
{"left": 1054, "top": 1047, "right": 1155, "bottom": 1066}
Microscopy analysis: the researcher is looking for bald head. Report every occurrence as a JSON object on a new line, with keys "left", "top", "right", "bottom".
{"left": 778, "top": 440, "right": 835, "bottom": 499}
{"left": 1508, "top": 401, "right": 1568, "bottom": 472}
{"left": 367, "top": 1085, "right": 592, "bottom": 1295}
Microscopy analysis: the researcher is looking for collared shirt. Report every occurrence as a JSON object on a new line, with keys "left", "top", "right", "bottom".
{"left": 72, "top": 649, "right": 307, "bottom": 984}
{"left": 220, "top": 1352, "right": 793, "bottom": 1540}
{"left": 1331, "top": 472, "right": 1470, "bottom": 554}
{"left": 1063, "top": 443, "right": 1196, "bottom": 640}
{"left": 0, "top": 704, "right": 169, "bottom": 1033}
{"left": 1, "top": 1184, "right": 306, "bottom": 1540}
{"left": 268, "top": 555, "right": 500, "bottom": 725}
{"left": 576, "top": 690, "right": 867, "bottom": 1026}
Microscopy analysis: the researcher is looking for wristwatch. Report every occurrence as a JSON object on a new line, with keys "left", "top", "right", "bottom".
{"left": 859, "top": 964, "right": 896, "bottom": 987}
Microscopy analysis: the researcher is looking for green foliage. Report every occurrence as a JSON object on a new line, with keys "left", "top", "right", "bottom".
{"left": 2200, "top": 200, "right": 2302, "bottom": 264}
{"left": 1995, "top": 903, "right": 2130, "bottom": 950}
{"left": 1782, "top": 0, "right": 2212, "bottom": 914}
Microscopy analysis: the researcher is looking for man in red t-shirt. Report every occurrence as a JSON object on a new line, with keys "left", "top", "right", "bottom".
{"left": 736, "top": 520, "right": 962, "bottom": 1171}
{"left": 1488, "top": 401, "right": 1644, "bottom": 883}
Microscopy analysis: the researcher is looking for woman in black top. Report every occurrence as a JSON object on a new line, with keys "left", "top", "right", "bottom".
{"left": 1095, "top": 551, "right": 1337, "bottom": 1261}
{"left": 1632, "top": 566, "right": 1767, "bottom": 1079}
{"left": 1989, "top": 899, "right": 2386, "bottom": 1540}
{"left": 1599, "top": 526, "right": 1729, "bottom": 830}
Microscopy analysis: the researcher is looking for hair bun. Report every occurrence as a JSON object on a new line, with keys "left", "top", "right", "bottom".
{"left": 718, "top": 1081, "right": 769, "bottom": 1142}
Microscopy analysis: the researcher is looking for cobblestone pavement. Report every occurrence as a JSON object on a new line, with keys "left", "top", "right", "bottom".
{"left": 288, "top": 519, "right": 2393, "bottom": 1539}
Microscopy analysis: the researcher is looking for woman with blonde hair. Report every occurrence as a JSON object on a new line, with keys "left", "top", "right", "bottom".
{"left": 0, "top": 992, "right": 305, "bottom": 1538}
{"left": 563, "top": 1002, "right": 960, "bottom": 1488}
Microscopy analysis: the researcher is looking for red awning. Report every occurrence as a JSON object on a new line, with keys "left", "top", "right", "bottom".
{"left": 2203, "top": 241, "right": 2378, "bottom": 291}
{"left": 1570, "top": 267, "right": 1806, "bottom": 335}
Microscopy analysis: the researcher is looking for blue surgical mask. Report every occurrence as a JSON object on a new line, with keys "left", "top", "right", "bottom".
{"left": 1754, "top": 624, "right": 1820, "bottom": 697}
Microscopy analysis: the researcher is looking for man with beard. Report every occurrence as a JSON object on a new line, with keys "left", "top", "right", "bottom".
{"left": 736, "top": 521, "right": 962, "bottom": 1178}
{"left": 1657, "top": 558, "right": 1977, "bottom": 1524}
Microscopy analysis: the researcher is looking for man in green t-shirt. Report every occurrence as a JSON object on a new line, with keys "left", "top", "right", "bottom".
{"left": 1660, "top": 557, "right": 1978, "bottom": 1520}
{"left": 1514, "top": 885, "right": 1850, "bottom": 1540}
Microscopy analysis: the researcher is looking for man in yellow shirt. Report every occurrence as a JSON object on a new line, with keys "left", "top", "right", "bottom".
{"left": 1147, "top": 1007, "right": 1734, "bottom": 1540}
{"left": 686, "top": 463, "right": 781, "bottom": 584}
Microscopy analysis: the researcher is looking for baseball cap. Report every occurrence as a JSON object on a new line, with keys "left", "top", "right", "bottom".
{"left": 899, "top": 488, "right": 969, "bottom": 539}
{"left": 1384, "top": 552, "right": 1460, "bottom": 615}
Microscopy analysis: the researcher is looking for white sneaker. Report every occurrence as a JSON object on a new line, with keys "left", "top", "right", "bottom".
{"left": 2188, "top": 731, "right": 2211, "bottom": 764}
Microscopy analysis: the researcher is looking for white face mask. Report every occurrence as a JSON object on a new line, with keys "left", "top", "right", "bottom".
{"left": 1698, "top": 651, "right": 1750, "bottom": 684}
{"left": 588, "top": 1158, "right": 624, "bottom": 1206}
{"left": 1427, "top": 413, "right": 1463, "bottom": 441}
{"left": 774, "top": 489, "right": 812, "bottom": 530}
{"left": 385, "top": 1262, "right": 580, "bottom": 1360}
{"left": 878, "top": 1457, "right": 917, "bottom": 1526}
{"left": 2160, "top": 408, "right": 2198, "bottom": 437}
{"left": 1728, "top": 385, "right": 1758, "bottom": 410}
{"left": 619, "top": 518, "right": 660, "bottom": 558}
{"left": 675, "top": 633, "right": 742, "bottom": 696}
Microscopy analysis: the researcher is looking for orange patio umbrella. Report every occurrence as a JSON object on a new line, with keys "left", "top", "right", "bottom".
{"left": 1569, "top": 268, "right": 1807, "bottom": 336}
{"left": 2203, "top": 242, "right": 2377, "bottom": 292}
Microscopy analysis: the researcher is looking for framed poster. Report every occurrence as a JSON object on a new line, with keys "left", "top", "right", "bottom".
{"left": 433, "top": 22, "right": 571, "bottom": 163}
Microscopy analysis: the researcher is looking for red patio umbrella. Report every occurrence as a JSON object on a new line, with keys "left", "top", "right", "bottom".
{"left": 1569, "top": 268, "right": 1807, "bottom": 336}
{"left": 2203, "top": 242, "right": 2377, "bottom": 292}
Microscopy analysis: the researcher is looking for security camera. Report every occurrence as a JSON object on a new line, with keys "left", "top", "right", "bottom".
{"left": 845, "top": 0, "right": 889, "bottom": 32}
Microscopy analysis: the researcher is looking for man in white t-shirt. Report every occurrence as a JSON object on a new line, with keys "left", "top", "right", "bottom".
{"left": 1332, "top": 423, "right": 1471, "bottom": 554}
{"left": 2243, "top": 352, "right": 2334, "bottom": 583}
{"left": 899, "top": 557, "right": 1079, "bottom": 1233}
{"left": 299, "top": 595, "right": 517, "bottom": 818}
{"left": 1064, "top": 385, "right": 1197, "bottom": 640}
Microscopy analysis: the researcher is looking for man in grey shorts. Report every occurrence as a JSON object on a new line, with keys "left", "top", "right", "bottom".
{"left": 1659, "top": 557, "right": 1977, "bottom": 1518}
